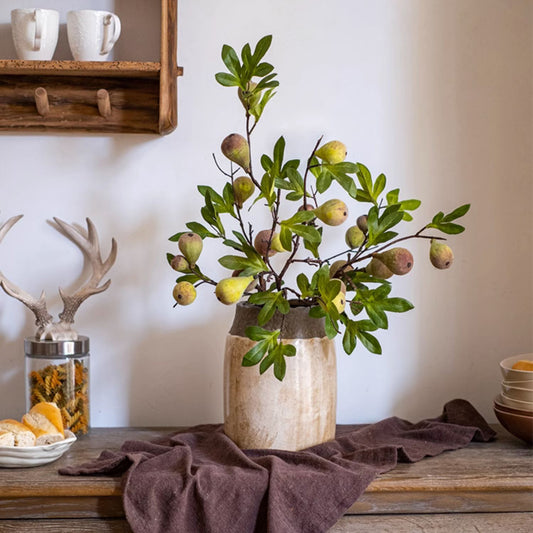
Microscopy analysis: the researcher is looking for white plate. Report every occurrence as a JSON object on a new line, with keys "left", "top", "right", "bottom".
{"left": 0, "top": 430, "right": 77, "bottom": 468}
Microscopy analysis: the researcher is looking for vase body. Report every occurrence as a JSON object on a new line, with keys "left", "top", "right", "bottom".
{"left": 224, "top": 303, "right": 336, "bottom": 451}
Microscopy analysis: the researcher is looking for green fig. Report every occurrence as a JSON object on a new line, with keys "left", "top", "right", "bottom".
{"left": 221, "top": 133, "right": 250, "bottom": 172}
{"left": 314, "top": 199, "right": 348, "bottom": 226}
{"left": 173, "top": 281, "right": 197, "bottom": 306}
{"left": 178, "top": 233, "right": 203, "bottom": 267}
{"left": 429, "top": 239, "right": 454, "bottom": 269}
{"left": 215, "top": 276, "right": 254, "bottom": 305}
{"left": 374, "top": 247, "right": 414, "bottom": 276}
{"left": 356, "top": 215, "right": 368, "bottom": 234}
{"left": 238, "top": 81, "right": 260, "bottom": 110}
{"left": 365, "top": 257, "right": 393, "bottom": 279}
{"left": 170, "top": 254, "right": 189, "bottom": 272}
{"left": 254, "top": 229, "right": 277, "bottom": 257}
{"left": 232, "top": 176, "right": 255, "bottom": 208}
{"left": 315, "top": 140, "right": 347, "bottom": 164}
{"left": 345, "top": 225, "right": 365, "bottom": 248}
{"left": 329, "top": 260, "right": 353, "bottom": 278}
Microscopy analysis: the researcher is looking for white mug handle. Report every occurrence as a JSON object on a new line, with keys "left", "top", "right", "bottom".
{"left": 33, "top": 8, "right": 43, "bottom": 51}
{"left": 101, "top": 14, "right": 121, "bottom": 55}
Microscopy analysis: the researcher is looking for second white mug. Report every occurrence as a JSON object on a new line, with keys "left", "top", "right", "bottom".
{"left": 67, "top": 10, "right": 121, "bottom": 61}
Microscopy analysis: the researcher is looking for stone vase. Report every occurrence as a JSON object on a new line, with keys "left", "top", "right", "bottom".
{"left": 223, "top": 302, "right": 337, "bottom": 451}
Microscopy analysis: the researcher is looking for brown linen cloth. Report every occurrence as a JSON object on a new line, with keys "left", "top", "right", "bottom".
{"left": 59, "top": 399, "right": 495, "bottom": 533}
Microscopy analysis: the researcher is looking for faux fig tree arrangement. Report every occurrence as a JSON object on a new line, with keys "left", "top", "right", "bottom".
{"left": 168, "top": 35, "right": 470, "bottom": 381}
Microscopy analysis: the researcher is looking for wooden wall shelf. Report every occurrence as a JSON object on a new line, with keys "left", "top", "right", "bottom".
{"left": 0, "top": 0, "right": 181, "bottom": 135}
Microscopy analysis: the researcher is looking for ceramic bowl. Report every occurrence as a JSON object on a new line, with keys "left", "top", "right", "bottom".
{"left": 500, "top": 354, "right": 533, "bottom": 382}
{"left": 501, "top": 383, "right": 533, "bottom": 403}
{"left": 494, "top": 407, "right": 533, "bottom": 444}
{"left": 502, "top": 380, "right": 533, "bottom": 390}
{"left": 499, "top": 393, "right": 533, "bottom": 413}
{"left": 494, "top": 398, "right": 533, "bottom": 417}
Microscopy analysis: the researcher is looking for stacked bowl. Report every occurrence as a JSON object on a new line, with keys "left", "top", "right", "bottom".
{"left": 494, "top": 354, "right": 533, "bottom": 444}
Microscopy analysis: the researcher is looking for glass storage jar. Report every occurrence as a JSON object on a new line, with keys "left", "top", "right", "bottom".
{"left": 24, "top": 336, "right": 90, "bottom": 435}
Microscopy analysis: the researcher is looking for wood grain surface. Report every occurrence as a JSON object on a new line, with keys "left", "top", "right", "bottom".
{"left": 0, "top": 425, "right": 531, "bottom": 530}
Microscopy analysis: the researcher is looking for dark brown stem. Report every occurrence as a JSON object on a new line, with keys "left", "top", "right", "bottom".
{"left": 212, "top": 153, "right": 235, "bottom": 179}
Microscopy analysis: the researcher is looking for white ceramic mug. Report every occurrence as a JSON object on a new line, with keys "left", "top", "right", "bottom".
{"left": 67, "top": 10, "right": 121, "bottom": 61}
{"left": 11, "top": 8, "right": 59, "bottom": 60}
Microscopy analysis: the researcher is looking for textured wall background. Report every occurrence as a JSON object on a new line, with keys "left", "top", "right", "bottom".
{"left": 1, "top": 0, "right": 531, "bottom": 426}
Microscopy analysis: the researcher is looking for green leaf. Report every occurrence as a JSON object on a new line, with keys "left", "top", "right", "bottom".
{"left": 166, "top": 252, "right": 174, "bottom": 266}
{"left": 428, "top": 222, "right": 465, "bottom": 234}
{"left": 442, "top": 203, "right": 471, "bottom": 222}
{"left": 245, "top": 326, "right": 277, "bottom": 341}
{"left": 221, "top": 44, "right": 241, "bottom": 77}
{"left": 316, "top": 170, "right": 333, "bottom": 193}
{"left": 342, "top": 328, "right": 357, "bottom": 354}
{"left": 273, "top": 350, "right": 287, "bottom": 381}
{"left": 296, "top": 273, "right": 312, "bottom": 297}
{"left": 381, "top": 297, "right": 414, "bottom": 313}
{"left": 255, "top": 62, "right": 274, "bottom": 77}
{"left": 280, "top": 225, "right": 293, "bottom": 251}
{"left": 386, "top": 189, "right": 399, "bottom": 205}
{"left": 273, "top": 136, "right": 285, "bottom": 169}
{"left": 186, "top": 222, "right": 217, "bottom": 239}
{"left": 242, "top": 339, "right": 270, "bottom": 366}
{"left": 168, "top": 231, "right": 186, "bottom": 242}
{"left": 325, "top": 315, "right": 338, "bottom": 339}
{"left": 291, "top": 224, "right": 321, "bottom": 244}
{"left": 356, "top": 330, "right": 382, "bottom": 354}
{"left": 400, "top": 199, "right": 421, "bottom": 211}
{"left": 365, "top": 303, "right": 388, "bottom": 329}
{"left": 218, "top": 255, "right": 266, "bottom": 275}
{"left": 215, "top": 72, "right": 239, "bottom": 87}
{"left": 309, "top": 306, "right": 326, "bottom": 318}
{"left": 350, "top": 301, "right": 364, "bottom": 315}
{"left": 373, "top": 173, "right": 386, "bottom": 199}
{"left": 175, "top": 274, "right": 201, "bottom": 284}
{"left": 432, "top": 212, "right": 445, "bottom": 224}
{"left": 252, "top": 35, "right": 272, "bottom": 63}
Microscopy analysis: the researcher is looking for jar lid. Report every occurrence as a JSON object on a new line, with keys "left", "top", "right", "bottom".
{"left": 24, "top": 336, "right": 90, "bottom": 358}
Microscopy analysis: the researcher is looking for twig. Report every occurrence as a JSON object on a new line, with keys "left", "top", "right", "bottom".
{"left": 302, "top": 136, "right": 323, "bottom": 210}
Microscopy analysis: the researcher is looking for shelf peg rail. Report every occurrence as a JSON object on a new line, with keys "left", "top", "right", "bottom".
{"left": 34, "top": 87, "right": 49, "bottom": 116}
{"left": 97, "top": 89, "right": 112, "bottom": 118}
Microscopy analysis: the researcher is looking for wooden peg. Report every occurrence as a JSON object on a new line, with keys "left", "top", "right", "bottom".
{"left": 34, "top": 87, "right": 49, "bottom": 116}
{"left": 97, "top": 89, "right": 112, "bottom": 118}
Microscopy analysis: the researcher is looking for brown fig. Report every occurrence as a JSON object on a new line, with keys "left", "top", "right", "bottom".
{"left": 356, "top": 215, "right": 368, "bottom": 234}
{"left": 170, "top": 255, "right": 189, "bottom": 272}
{"left": 221, "top": 134, "right": 250, "bottom": 172}
{"left": 329, "top": 260, "right": 353, "bottom": 278}
{"left": 254, "top": 229, "right": 277, "bottom": 257}
{"left": 374, "top": 247, "right": 414, "bottom": 276}
{"left": 365, "top": 257, "right": 393, "bottom": 279}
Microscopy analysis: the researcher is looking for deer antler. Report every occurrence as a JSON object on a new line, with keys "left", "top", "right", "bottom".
{"left": 53, "top": 217, "right": 118, "bottom": 327}
{"left": 0, "top": 215, "right": 54, "bottom": 331}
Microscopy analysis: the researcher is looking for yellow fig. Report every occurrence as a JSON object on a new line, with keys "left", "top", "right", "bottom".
{"left": 314, "top": 199, "right": 348, "bottom": 226}
{"left": 374, "top": 247, "right": 414, "bottom": 276}
{"left": 233, "top": 176, "right": 255, "bottom": 208}
{"left": 215, "top": 276, "right": 254, "bottom": 305}
{"left": 345, "top": 225, "right": 365, "bottom": 248}
{"left": 315, "top": 140, "right": 347, "bottom": 164}
{"left": 221, "top": 133, "right": 250, "bottom": 172}
{"left": 365, "top": 257, "right": 393, "bottom": 279}
{"left": 173, "top": 281, "right": 197, "bottom": 306}
{"left": 429, "top": 239, "right": 454, "bottom": 269}
{"left": 330, "top": 280, "right": 346, "bottom": 313}
{"left": 178, "top": 233, "right": 203, "bottom": 267}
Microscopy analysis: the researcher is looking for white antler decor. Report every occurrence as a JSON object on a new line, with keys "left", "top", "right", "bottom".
{"left": 0, "top": 215, "right": 117, "bottom": 341}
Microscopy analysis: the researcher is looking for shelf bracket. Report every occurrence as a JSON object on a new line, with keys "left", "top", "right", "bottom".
{"left": 34, "top": 87, "right": 49, "bottom": 116}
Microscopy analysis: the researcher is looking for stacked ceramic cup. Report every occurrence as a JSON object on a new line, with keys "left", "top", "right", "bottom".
{"left": 494, "top": 354, "right": 533, "bottom": 444}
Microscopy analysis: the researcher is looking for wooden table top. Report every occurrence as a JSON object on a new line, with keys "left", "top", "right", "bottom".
{"left": 1, "top": 425, "right": 532, "bottom": 521}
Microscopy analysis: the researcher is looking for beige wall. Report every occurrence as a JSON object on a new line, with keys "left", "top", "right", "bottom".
{"left": 0, "top": 0, "right": 531, "bottom": 426}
